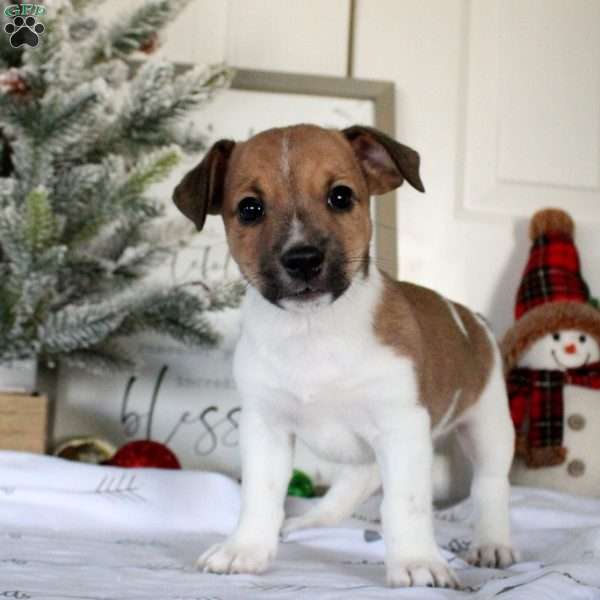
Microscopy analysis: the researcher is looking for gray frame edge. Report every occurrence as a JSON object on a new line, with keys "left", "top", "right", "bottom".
{"left": 231, "top": 69, "right": 398, "bottom": 276}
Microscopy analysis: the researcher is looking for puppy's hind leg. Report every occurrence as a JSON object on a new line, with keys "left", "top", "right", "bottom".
{"left": 457, "top": 352, "right": 518, "bottom": 569}
{"left": 281, "top": 462, "right": 380, "bottom": 537}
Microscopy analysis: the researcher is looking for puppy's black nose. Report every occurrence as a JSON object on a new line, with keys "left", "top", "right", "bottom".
{"left": 280, "top": 245, "right": 324, "bottom": 280}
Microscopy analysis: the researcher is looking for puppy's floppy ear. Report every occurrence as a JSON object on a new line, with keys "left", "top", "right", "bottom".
{"left": 173, "top": 139, "right": 235, "bottom": 230}
{"left": 342, "top": 125, "right": 425, "bottom": 195}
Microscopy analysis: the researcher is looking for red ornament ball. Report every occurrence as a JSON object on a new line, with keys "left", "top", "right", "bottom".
{"left": 106, "top": 440, "right": 181, "bottom": 470}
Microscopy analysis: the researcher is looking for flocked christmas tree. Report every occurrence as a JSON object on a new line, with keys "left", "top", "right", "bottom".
{"left": 0, "top": 0, "right": 242, "bottom": 372}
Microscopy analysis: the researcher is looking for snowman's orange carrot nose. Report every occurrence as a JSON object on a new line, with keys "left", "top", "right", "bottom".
{"left": 564, "top": 343, "right": 577, "bottom": 354}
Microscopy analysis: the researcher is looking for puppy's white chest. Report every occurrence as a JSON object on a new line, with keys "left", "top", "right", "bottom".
{"left": 262, "top": 336, "right": 382, "bottom": 462}
{"left": 264, "top": 333, "right": 360, "bottom": 403}
{"left": 234, "top": 278, "right": 419, "bottom": 464}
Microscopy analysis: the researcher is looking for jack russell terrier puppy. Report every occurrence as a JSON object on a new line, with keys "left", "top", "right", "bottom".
{"left": 173, "top": 124, "right": 517, "bottom": 589}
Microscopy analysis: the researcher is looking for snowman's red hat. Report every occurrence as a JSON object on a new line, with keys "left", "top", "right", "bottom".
{"left": 501, "top": 208, "right": 600, "bottom": 370}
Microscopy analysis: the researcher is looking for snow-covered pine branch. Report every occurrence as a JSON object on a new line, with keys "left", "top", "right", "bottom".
{"left": 0, "top": 0, "right": 241, "bottom": 371}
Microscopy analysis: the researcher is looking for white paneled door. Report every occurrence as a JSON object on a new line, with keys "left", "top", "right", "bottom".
{"left": 355, "top": 0, "right": 600, "bottom": 337}
{"left": 463, "top": 0, "right": 600, "bottom": 220}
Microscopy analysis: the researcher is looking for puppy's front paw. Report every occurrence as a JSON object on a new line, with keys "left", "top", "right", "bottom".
{"left": 197, "top": 540, "right": 275, "bottom": 574}
{"left": 467, "top": 544, "right": 519, "bottom": 569}
{"left": 386, "top": 561, "right": 460, "bottom": 589}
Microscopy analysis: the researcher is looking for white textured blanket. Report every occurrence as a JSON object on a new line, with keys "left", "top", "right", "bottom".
{"left": 2, "top": 452, "right": 600, "bottom": 599}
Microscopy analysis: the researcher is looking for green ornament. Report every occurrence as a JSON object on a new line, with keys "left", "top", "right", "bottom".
{"left": 287, "top": 469, "right": 315, "bottom": 498}
{"left": 590, "top": 297, "right": 600, "bottom": 310}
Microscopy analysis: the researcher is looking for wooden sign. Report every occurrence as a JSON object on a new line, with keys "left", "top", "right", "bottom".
{"left": 0, "top": 393, "right": 47, "bottom": 453}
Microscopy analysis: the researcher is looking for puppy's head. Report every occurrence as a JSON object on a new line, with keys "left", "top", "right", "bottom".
{"left": 173, "top": 124, "right": 424, "bottom": 310}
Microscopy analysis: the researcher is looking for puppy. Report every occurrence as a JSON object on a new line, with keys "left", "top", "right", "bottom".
{"left": 173, "top": 124, "right": 517, "bottom": 588}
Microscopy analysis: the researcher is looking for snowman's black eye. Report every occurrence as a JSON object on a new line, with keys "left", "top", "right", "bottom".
{"left": 552, "top": 332, "right": 561, "bottom": 342}
{"left": 579, "top": 334, "right": 587, "bottom": 343}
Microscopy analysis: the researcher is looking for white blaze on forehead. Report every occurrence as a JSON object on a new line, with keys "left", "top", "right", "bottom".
{"left": 280, "top": 130, "right": 291, "bottom": 180}
{"left": 279, "top": 131, "right": 307, "bottom": 252}
{"left": 282, "top": 216, "right": 307, "bottom": 252}
{"left": 285, "top": 215, "right": 304, "bottom": 248}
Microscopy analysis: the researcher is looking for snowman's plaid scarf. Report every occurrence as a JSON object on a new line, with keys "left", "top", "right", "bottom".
{"left": 507, "top": 361, "right": 600, "bottom": 468}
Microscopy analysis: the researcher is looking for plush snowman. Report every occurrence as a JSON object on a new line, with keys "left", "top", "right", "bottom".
{"left": 502, "top": 209, "right": 600, "bottom": 497}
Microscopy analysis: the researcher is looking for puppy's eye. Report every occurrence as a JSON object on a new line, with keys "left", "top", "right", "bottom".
{"left": 579, "top": 334, "right": 587, "bottom": 343}
{"left": 237, "top": 197, "right": 264, "bottom": 224}
{"left": 552, "top": 332, "right": 561, "bottom": 342}
{"left": 327, "top": 185, "right": 354, "bottom": 211}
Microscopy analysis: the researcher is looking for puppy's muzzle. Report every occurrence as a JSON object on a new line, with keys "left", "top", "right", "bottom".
{"left": 280, "top": 245, "right": 324, "bottom": 282}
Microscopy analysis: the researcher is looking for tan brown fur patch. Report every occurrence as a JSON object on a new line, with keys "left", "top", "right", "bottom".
{"left": 374, "top": 273, "right": 495, "bottom": 428}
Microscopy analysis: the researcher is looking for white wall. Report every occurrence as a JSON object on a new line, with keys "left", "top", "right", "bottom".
{"left": 99, "top": 0, "right": 600, "bottom": 337}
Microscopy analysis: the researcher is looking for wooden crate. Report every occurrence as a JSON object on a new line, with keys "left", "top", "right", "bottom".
{"left": 0, "top": 393, "right": 47, "bottom": 453}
